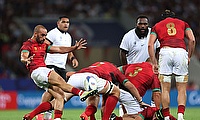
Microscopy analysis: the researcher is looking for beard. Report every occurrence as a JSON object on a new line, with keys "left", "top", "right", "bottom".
{"left": 135, "top": 27, "right": 149, "bottom": 39}
{"left": 36, "top": 36, "right": 45, "bottom": 44}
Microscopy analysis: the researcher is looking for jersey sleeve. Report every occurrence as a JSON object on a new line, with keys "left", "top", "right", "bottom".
{"left": 150, "top": 26, "right": 157, "bottom": 36}
{"left": 184, "top": 22, "right": 191, "bottom": 31}
{"left": 46, "top": 30, "right": 55, "bottom": 43}
{"left": 151, "top": 74, "right": 161, "bottom": 92}
{"left": 20, "top": 41, "right": 31, "bottom": 53}
{"left": 120, "top": 33, "right": 130, "bottom": 51}
{"left": 114, "top": 68, "right": 128, "bottom": 84}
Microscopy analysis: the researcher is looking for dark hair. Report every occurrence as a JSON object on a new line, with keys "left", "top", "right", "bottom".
{"left": 58, "top": 15, "right": 69, "bottom": 21}
{"left": 136, "top": 15, "right": 149, "bottom": 23}
{"left": 161, "top": 10, "right": 175, "bottom": 19}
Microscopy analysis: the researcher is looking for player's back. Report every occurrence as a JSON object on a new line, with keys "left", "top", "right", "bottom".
{"left": 79, "top": 61, "right": 119, "bottom": 81}
{"left": 153, "top": 17, "right": 189, "bottom": 49}
{"left": 123, "top": 62, "right": 156, "bottom": 96}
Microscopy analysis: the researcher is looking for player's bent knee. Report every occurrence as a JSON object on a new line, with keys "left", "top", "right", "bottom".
{"left": 159, "top": 74, "right": 171, "bottom": 83}
{"left": 175, "top": 75, "right": 188, "bottom": 83}
{"left": 105, "top": 81, "right": 115, "bottom": 95}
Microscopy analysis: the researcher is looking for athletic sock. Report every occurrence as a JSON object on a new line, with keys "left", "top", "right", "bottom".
{"left": 71, "top": 87, "right": 81, "bottom": 95}
{"left": 85, "top": 105, "right": 97, "bottom": 116}
{"left": 90, "top": 114, "right": 96, "bottom": 120}
{"left": 102, "top": 95, "right": 118, "bottom": 120}
{"left": 115, "top": 117, "right": 123, "bottom": 120}
{"left": 84, "top": 104, "right": 97, "bottom": 120}
{"left": 178, "top": 105, "right": 185, "bottom": 115}
{"left": 29, "top": 102, "right": 52, "bottom": 119}
{"left": 54, "top": 110, "right": 63, "bottom": 119}
{"left": 169, "top": 114, "right": 177, "bottom": 120}
{"left": 162, "top": 107, "right": 170, "bottom": 117}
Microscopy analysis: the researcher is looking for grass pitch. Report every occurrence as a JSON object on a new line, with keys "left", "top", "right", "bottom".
{"left": 0, "top": 107, "right": 199, "bottom": 120}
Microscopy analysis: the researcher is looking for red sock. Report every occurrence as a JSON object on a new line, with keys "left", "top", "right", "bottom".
{"left": 115, "top": 116, "right": 123, "bottom": 120}
{"left": 85, "top": 105, "right": 97, "bottom": 116}
{"left": 178, "top": 105, "right": 185, "bottom": 115}
{"left": 169, "top": 114, "right": 177, "bottom": 120}
{"left": 71, "top": 87, "right": 82, "bottom": 95}
{"left": 29, "top": 102, "right": 52, "bottom": 119}
{"left": 162, "top": 108, "right": 170, "bottom": 117}
{"left": 54, "top": 110, "right": 63, "bottom": 119}
{"left": 102, "top": 95, "right": 118, "bottom": 120}
{"left": 90, "top": 114, "right": 96, "bottom": 120}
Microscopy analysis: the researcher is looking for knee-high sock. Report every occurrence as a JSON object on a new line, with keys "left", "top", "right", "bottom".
{"left": 71, "top": 87, "right": 81, "bottom": 95}
{"left": 102, "top": 95, "right": 118, "bottom": 120}
{"left": 85, "top": 105, "right": 97, "bottom": 120}
{"left": 29, "top": 102, "right": 52, "bottom": 119}
{"left": 178, "top": 105, "right": 185, "bottom": 114}
{"left": 54, "top": 110, "right": 63, "bottom": 119}
{"left": 162, "top": 107, "right": 170, "bottom": 117}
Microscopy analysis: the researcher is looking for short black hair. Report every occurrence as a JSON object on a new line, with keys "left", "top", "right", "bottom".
{"left": 136, "top": 15, "right": 149, "bottom": 23}
{"left": 161, "top": 10, "right": 175, "bottom": 19}
{"left": 58, "top": 15, "right": 69, "bottom": 20}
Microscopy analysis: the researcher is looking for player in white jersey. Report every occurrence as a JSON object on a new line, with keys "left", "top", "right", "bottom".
{"left": 36, "top": 16, "right": 79, "bottom": 120}
{"left": 118, "top": 15, "right": 160, "bottom": 117}
{"left": 120, "top": 15, "right": 160, "bottom": 65}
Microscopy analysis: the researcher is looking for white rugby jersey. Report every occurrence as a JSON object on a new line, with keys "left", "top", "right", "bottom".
{"left": 45, "top": 28, "right": 72, "bottom": 69}
{"left": 120, "top": 28, "right": 160, "bottom": 64}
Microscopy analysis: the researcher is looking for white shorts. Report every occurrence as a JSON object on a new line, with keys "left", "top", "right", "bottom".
{"left": 159, "top": 48, "right": 188, "bottom": 75}
{"left": 119, "top": 89, "right": 143, "bottom": 114}
{"left": 67, "top": 72, "right": 109, "bottom": 93}
{"left": 31, "top": 67, "right": 53, "bottom": 90}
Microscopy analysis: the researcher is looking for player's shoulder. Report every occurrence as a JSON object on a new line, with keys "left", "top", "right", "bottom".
{"left": 23, "top": 39, "right": 33, "bottom": 45}
{"left": 126, "top": 28, "right": 135, "bottom": 34}
{"left": 123, "top": 28, "right": 136, "bottom": 38}
{"left": 48, "top": 27, "right": 58, "bottom": 33}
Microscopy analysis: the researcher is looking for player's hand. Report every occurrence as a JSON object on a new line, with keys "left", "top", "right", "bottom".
{"left": 26, "top": 54, "right": 35, "bottom": 65}
{"left": 188, "top": 57, "right": 191, "bottom": 65}
{"left": 153, "top": 64, "right": 158, "bottom": 74}
{"left": 139, "top": 101, "right": 150, "bottom": 108}
{"left": 71, "top": 58, "right": 78, "bottom": 68}
{"left": 75, "top": 38, "right": 87, "bottom": 50}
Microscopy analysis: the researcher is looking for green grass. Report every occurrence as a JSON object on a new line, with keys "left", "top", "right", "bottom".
{"left": 0, "top": 107, "right": 200, "bottom": 120}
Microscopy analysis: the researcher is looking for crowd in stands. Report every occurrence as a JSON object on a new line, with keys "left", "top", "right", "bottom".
{"left": 0, "top": 0, "right": 200, "bottom": 79}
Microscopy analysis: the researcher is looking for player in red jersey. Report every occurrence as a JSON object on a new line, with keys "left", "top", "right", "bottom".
{"left": 20, "top": 25, "right": 97, "bottom": 120}
{"left": 110, "top": 60, "right": 161, "bottom": 120}
{"left": 148, "top": 10, "right": 196, "bottom": 120}
{"left": 64, "top": 61, "right": 149, "bottom": 120}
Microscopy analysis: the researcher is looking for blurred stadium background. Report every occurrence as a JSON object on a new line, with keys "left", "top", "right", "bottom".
{"left": 0, "top": 0, "right": 200, "bottom": 111}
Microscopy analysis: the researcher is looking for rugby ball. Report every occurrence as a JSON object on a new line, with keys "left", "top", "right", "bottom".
{"left": 84, "top": 76, "right": 97, "bottom": 91}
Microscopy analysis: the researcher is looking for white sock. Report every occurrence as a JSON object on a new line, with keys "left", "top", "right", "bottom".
{"left": 178, "top": 113, "right": 184, "bottom": 120}
{"left": 164, "top": 116, "right": 170, "bottom": 120}
{"left": 54, "top": 118, "right": 61, "bottom": 120}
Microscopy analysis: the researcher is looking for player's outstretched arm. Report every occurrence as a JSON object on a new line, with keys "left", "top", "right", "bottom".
{"left": 123, "top": 80, "right": 150, "bottom": 108}
{"left": 49, "top": 38, "right": 87, "bottom": 53}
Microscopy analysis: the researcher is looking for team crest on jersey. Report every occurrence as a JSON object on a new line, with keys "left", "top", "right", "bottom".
{"left": 34, "top": 47, "right": 37, "bottom": 51}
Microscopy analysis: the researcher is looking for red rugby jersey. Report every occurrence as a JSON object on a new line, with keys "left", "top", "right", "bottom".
{"left": 121, "top": 62, "right": 160, "bottom": 97}
{"left": 151, "top": 17, "right": 190, "bottom": 49}
{"left": 20, "top": 39, "right": 49, "bottom": 74}
{"left": 78, "top": 61, "right": 127, "bottom": 83}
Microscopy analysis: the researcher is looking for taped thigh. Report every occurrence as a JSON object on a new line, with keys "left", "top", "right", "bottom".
{"left": 159, "top": 74, "right": 172, "bottom": 83}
